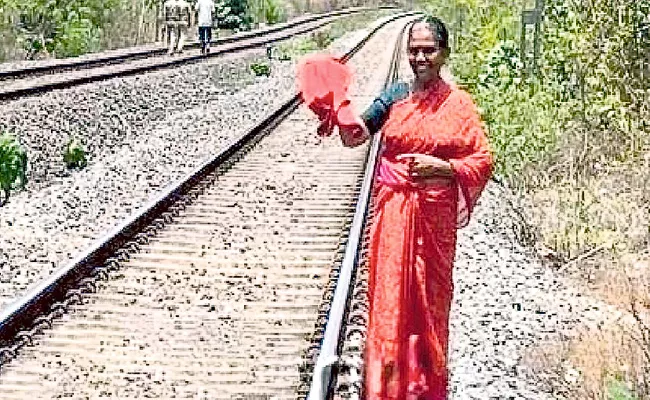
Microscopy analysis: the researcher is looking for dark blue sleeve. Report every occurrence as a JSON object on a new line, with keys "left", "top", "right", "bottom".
{"left": 361, "top": 82, "right": 410, "bottom": 135}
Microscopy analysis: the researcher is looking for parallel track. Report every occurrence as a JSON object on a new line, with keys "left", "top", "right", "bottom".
{"left": 0, "top": 7, "right": 393, "bottom": 101}
{"left": 0, "top": 12, "right": 421, "bottom": 400}
{"left": 0, "top": 9, "right": 371, "bottom": 80}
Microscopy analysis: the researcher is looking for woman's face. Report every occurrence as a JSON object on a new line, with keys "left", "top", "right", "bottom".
{"left": 408, "top": 22, "right": 447, "bottom": 81}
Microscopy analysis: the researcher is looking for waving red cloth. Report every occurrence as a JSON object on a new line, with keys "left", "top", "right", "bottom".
{"left": 296, "top": 54, "right": 367, "bottom": 142}
{"left": 363, "top": 80, "right": 493, "bottom": 400}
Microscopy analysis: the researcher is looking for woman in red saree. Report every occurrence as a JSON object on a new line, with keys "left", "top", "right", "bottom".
{"left": 298, "top": 16, "right": 493, "bottom": 399}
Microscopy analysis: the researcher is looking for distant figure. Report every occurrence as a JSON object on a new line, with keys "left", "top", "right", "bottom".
{"left": 164, "top": 0, "right": 192, "bottom": 55}
{"left": 195, "top": 0, "right": 215, "bottom": 54}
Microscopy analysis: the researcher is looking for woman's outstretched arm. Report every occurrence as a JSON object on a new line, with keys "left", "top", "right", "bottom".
{"left": 362, "top": 82, "right": 410, "bottom": 135}
{"left": 339, "top": 82, "right": 410, "bottom": 147}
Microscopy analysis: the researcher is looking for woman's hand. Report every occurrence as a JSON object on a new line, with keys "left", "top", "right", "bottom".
{"left": 396, "top": 153, "right": 454, "bottom": 179}
{"left": 337, "top": 102, "right": 370, "bottom": 147}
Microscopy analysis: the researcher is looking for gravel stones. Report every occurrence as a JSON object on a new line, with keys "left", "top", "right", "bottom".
{"left": 0, "top": 36, "right": 337, "bottom": 308}
{"left": 0, "top": 53, "right": 276, "bottom": 188}
{"left": 447, "top": 182, "right": 621, "bottom": 399}
{"left": 0, "top": 18, "right": 408, "bottom": 399}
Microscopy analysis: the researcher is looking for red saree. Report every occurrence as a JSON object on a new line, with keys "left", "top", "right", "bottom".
{"left": 296, "top": 55, "right": 492, "bottom": 399}
{"left": 361, "top": 80, "right": 493, "bottom": 399}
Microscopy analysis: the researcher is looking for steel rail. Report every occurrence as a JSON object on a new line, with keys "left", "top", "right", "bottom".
{"left": 306, "top": 14, "right": 419, "bottom": 400}
{"left": 0, "top": 11, "right": 375, "bottom": 101}
{"left": 0, "top": 7, "right": 397, "bottom": 81}
{"left": 0, "top": 10, "right": 422, "bottom": 362}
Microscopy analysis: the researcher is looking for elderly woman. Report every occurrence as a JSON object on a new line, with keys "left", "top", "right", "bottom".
{"left": 299, "top": 16, "right": 493, "bottom": 399}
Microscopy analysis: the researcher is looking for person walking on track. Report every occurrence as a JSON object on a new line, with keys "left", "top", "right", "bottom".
{"left": 195, "top": 0, "right": 215, "bottom": 54}
{"left": 297, "top": 15, "right": 494, "bottom": 399}
{"left": 164, "top": 0, "right": 192, "bottom": 55}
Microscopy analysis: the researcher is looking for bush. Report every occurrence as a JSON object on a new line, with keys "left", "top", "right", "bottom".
{"left": 63, "top": 137, "right": 87, "bottom": 169}
{"left": 215, "top": 0, "right": 253, "bottom": 31}
{"left": 0, "top": 0, "right": 157, "bottom": 60}
{"left": 470, "top": 40, "right": 560, "bottom": 180}
{"left": 474, "top": 80, "right": 559, "bottom": 181}
{"left": 312, "top": 29, "right": 333, "bottom": 49}
{"left": 607, "top": 375, "right": 638, "bottom": 400}
{"left": 250, "top": 62, "right": 270, "bottom": 76}
{"left": 0, "top": 132, "right": 28, "bottom": 205}
{"left": 6, "top": 0, "right": 119, "bottom": 59}
{"left": 264, "top": 0, "right": 285, "bottom": 25}
{"left": 478, "top": 40, "right": 524, "bottom": 89}
{"left": 275, "top": 36, "right": 318, "bottom": 60}
{"left": 51, "top": 18, "right": 102, "bottom": 58}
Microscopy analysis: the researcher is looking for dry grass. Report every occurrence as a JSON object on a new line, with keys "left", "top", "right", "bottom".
{"left": 519, "top": 110, "right": 650, "bottom": 397}
{"left": 524, "top": 316, "right": 649, "bottom": 399}
{"left": 522, "top": 252, "right": 649, "bottom": 397}
{"left": 528, "top": 159, "right": 649, "bottom": 263}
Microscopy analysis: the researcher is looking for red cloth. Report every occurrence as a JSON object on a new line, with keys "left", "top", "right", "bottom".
{"left": 296, "top": 54, "right": 366, "bottom": 142}
{"left": 361, "top": 80, "right": 493, "bottom": 399}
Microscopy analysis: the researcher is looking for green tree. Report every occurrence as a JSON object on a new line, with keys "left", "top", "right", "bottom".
{"left": 0, "top": 0, "right": 159, "bottom": 59}
{"left": 3, "top": 0, "right": 121, "bottom": 58}
{"left": 215, "top": 0, "right": 252, "bottom": 31}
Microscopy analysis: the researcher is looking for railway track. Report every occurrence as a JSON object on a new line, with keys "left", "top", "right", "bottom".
{"left": 0, "top": 11, "right": 420, "bottom": 400}
{"left": 309, "top": 14, "right": 409, "bottom": 400}
{"left": 0, "top": 7, "right": 394, "bottom": 101}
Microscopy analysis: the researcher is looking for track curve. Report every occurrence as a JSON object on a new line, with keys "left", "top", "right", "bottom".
{"left": 0, "top": 12, "right": 420, "bottom": 400}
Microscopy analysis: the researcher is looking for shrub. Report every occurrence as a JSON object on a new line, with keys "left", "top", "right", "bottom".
{"left": 63, "top": 137, "right": 87, "bottom": 169}
{"left": 250, "top": 62, "right": 270, "bottom": 77}
{"left": 275, "top": 36, "right": 318, "bottom": 60}
{"left": 312, "top": 29, "right": 333, "bottom": 49}
{"left": 215, "top": 0, "right": 253, "bottom": 31}
{"left": 264, "top": 0, "right": 285, "bottom": 25}
{"left": 6, "top": 0, "right": 118, "bottom": 59}
{"left": 0, "top": 132, "right": 28, "bottom": 205}
{"left": 51, "top": 18, "right": 102, "bottom": 58}
{"left": 607, "top": 375, "right": 638, "bottom": 400}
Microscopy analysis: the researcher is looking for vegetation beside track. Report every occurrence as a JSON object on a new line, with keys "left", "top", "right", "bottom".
{"left": 0, "top": 0, "right": 385, "bottom": 61}
{"left": 0, "top": 131, "right": 27, "bottom": 205}
{"left": 417, "top": 0, "right": 649, "bottom": 397}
